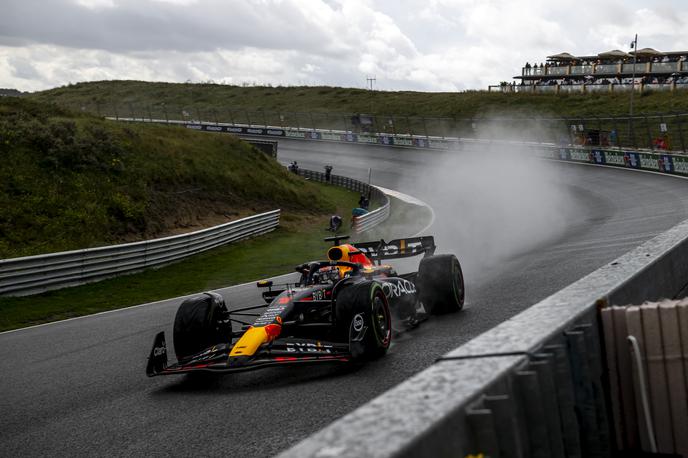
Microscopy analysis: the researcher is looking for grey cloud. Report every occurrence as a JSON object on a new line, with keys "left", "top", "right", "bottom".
{"left": 8, "top": 56, "right": 41, "bottom": 80}
{"left": 0, "top": 0, "right": 347, "bottom": 56}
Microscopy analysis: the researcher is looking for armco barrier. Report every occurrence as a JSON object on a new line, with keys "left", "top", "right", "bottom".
{"left": 279, "top": 217, "right": 688, "bottom": 457}
{"left": 0, "top": 210, "right": 280, "bottom": 297}
{"left": 296, "top": 169, "right": 390, "bottom": 233}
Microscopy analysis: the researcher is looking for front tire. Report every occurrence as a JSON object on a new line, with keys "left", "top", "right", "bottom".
{"left": 416, "top": 254, "right": 465, "bottom": 314}
{"left": 335, "top": 282, "right": 392, "bottom": 361}
{"left": 173, "top": 292, "right": 232, "bottom": 361}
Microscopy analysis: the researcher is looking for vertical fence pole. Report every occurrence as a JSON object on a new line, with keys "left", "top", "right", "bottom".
{"left": 645, "top": 116, "right": 653, "bottom": 151}
{"left": 245, "top": 110, "right": 251, "bottom": 127}
{"left": 677, "top": 115, "right": 687, "bottom": 152}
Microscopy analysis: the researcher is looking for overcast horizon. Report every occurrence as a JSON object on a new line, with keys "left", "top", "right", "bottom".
{"left": 2, "top": 0, "right": 688, "bottom": 93}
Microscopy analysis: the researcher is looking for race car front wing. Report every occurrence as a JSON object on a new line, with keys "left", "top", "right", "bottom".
{"left": 146, "top": 332, "right": 351, "bottom": 377}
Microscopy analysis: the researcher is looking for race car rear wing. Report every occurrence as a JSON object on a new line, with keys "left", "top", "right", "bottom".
{"left": 353, "top": 236, "right": 436, "bottom": 262}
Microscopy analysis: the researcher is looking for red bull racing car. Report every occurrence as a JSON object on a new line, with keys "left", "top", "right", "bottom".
{"left": 146, "top": 235, "right": 464, "bottom": 377}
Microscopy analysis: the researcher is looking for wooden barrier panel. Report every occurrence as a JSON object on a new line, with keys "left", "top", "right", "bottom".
{"left": 601, "top": 300, "right": 688, "bottom": 457}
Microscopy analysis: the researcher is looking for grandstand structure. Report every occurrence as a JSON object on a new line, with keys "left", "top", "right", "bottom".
{"left": 490, "top": 48, "right": 688, "bottom": 93}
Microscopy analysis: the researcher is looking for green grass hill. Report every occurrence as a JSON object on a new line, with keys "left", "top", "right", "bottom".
{"left": 0, "top": 97, "right": 339, "bottom": 259}
{"left": 28, "top": 80, "right": 688, "bottom": 120}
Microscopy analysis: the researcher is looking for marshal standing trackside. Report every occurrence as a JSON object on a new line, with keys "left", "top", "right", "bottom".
{"left": 146, "top": 235, "right": 465, "bottom": 377}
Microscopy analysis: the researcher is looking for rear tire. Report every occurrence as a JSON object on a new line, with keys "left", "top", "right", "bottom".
{"left": 416, "top": 254, "right": 465, "bottom": 314}
{"left": 335, "top": 282, "right": 391, "bottom": 361}
{"left": 173, "top": 292, "right": 232, "bottom": 361}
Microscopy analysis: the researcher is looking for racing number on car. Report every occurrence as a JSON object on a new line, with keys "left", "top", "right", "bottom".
{"left": 312, "top": 290, "right": 325, "bottom": 301}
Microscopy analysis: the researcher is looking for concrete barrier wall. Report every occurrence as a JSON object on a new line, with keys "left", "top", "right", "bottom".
{"left": 278, "top": 218, "right": 688, "bottom": 457}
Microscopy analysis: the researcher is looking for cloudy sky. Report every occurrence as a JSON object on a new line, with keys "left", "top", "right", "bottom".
{"left": 2, "top": 0, "right": 688, "bottom": 92}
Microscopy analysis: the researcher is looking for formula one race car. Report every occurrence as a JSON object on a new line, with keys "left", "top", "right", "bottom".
{"left": 146, "top": 235, "right": 464, "bottom": 377}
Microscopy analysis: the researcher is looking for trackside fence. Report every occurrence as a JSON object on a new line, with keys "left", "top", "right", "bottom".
{"left": 87, "top": 102, "right": 688, "bottom": 152}
{"left": 0, "top": 210, "right": 280, "bottom": 297}
{"left": 296, "top": 169, "right": 390, "bottom": 233}
{"left": 279, "top": 215, "right": 688, "bottom": 457}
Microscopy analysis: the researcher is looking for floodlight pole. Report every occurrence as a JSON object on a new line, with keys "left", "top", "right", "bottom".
{"left": 629, "top": 34, "right": 638, "bottom": 146}
{"left": 630, "top": 34, "right": 638, "bottom": 117}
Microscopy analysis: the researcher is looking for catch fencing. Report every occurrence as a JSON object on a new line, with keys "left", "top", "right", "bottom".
{"left": 0, "top": 210, "right": 280, "bottom": 297}
{"left": 80, "top": 101, "right": 688, "bottom": 152}
{"left": 296, "top": 169, "right": 390, "bottom": 233}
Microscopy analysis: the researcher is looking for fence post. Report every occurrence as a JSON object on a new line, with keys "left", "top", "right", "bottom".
{"left": 677, "top": 114, "right": 687, "bottom": 152}
{"left": 645, "top": 116, "right": 654, "bottom": 151}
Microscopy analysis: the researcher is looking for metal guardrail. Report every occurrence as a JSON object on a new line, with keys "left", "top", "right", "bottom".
{"left": 280, "top": 216, "right": 688, "bottom": 458}
{"left": 0, "top": 210, "right": 280, "bottom": 297}
{"left": 296, "top": 169, "right": 391, "bottom": 233}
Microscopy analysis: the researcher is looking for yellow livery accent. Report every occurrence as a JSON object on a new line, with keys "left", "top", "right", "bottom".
{"left": 230, "top": 326, "right": 268, "bottom": 357}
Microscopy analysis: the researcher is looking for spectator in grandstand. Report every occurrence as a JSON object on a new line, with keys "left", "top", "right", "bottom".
{"left": 525, "top": 62, "right": 531, "bottom": 75}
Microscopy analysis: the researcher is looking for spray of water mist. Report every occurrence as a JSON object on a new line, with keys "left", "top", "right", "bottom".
{"left": 400, "top": 119, "right": 581, "bottom": 286}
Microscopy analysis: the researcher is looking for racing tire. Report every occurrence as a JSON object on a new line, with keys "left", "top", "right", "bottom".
{"left": 335, "top": 281, "right": 392, "bottom": 361}
{"left": 173, "top": 292, "right": 232, "bottom": 362}
{"left": 416, "top": 254, "right": 465, "bottom": 314}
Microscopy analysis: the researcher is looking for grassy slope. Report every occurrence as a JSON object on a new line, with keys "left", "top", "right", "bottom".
{"left": 0, "top": 183, "right": 361, "bottom": 332}
{"left": 0, "top": 97, "right": 337, "bottom": 258}
{"left": 29, "top": 80, "right": 688, "bottom": 119}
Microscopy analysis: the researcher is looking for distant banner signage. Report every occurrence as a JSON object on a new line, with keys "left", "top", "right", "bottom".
{"left": 658, "top": 155, "right": 673, "bottom": 173}
{"left": 180, "top": 122, "right": 687, "bottom": 176}
{"left": 639, "top": 153, "right": 660, "bottom": 171}
{"left": 672, "top": 156, "right": 688, "bottom": 175}
{"left": 185, "top": 124, "right": 285, "bottom": 137}
{"left": 591, "top": 149, "right": 605, "bottom": 164}
{"left": 624, "top": 152, "right": 641, "bottom": 169}
{"left": 569, "top": 149, "right": 591, "bottom": 162}
{"left": 604, "top": 151, "right": 625, "bottom": 166}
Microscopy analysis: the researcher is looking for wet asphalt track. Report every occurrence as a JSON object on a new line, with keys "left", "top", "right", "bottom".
{"left": 3, "top": 140, "right": 688, "bottom": 457}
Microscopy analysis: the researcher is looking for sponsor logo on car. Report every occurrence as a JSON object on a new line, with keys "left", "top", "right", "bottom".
{"left": 352, "top": 313, "right": 364, "bottom": 332}
{"left": 382, "top": 279, "right": 417, "bottom": 298}
{"left": 286, "top": 342, "right": 334, "bottom": 353}
{"left": 153, "top": 344, "right": 166, "bottom": 357}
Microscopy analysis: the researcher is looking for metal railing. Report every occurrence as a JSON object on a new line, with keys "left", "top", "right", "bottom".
{"left": 296, "top": 169, "right": 390, "bottom": 233}
{"left": 0, "top": 210, "right": 280, "bottom": 296}
{"left": 520, "top": 60, "right": 686, "bottom": 77}
{"left": 490, "top": 82, "right": 688, "bottom": 97}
